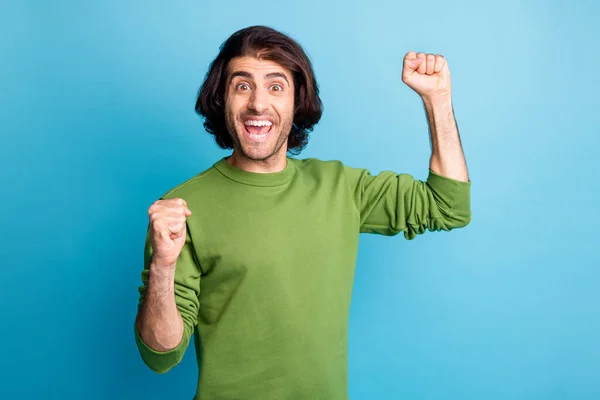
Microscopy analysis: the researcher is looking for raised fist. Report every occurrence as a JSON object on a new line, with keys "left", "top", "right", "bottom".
{"left": 147, "top": 198, "right": 192, "bottom": 268}
{"left": 402, "top": 51, "right": 451, "bottom": 100}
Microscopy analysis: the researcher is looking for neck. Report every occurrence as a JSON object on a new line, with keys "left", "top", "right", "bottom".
{"left": 227, "top": 150, "right": 288, "bottom": 173}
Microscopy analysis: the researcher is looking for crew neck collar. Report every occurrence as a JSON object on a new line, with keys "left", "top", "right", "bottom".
{"left": 213, "top": 157, "right": 296, "bottom": 187}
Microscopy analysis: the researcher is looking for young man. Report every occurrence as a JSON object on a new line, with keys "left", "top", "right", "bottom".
{"left": 134, "top": 25, "right": 471, "bottom": 399}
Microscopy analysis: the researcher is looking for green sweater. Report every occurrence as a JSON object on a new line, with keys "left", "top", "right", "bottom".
{"left": 134, "top": 157, "right": 471, "bottom": 399}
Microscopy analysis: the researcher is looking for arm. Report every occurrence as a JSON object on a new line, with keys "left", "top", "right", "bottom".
{"left": 424, "top": 96, "right": 469, "bottom": 182}
{"left": 134, "top": 199, "right": 201, "bottom": 374}
{"left": 344, "top": 165, "right": 470, "bottom": 239}
{"left": 135, "top": 262, "right": 184, "bottom": 352}
{"left": 403, "top": 51, "right": 470, "bottom": 183}
{"left": 343, "top": 52, "right": 471, "bottom": 239}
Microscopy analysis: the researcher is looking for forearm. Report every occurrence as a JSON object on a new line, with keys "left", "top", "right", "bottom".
{"left": 422, "top": 95, "right": 469, "bottom": 182}
{"left": 135, "top": 262, "right": 184, "bottom": 352}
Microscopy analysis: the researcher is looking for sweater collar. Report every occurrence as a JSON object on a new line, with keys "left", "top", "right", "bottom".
{"left": 213, "top": 157, "right": 296, "bottom": 187}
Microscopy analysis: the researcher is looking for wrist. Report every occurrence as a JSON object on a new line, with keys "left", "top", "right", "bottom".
{"left": 150, "top": 256, "right": 177, "bottom": 270}
{"left": 421, "top": 93, "right": 452, "bottom": 108}
{"left": 149, "top": 261, "right": 176, "bottom": 283}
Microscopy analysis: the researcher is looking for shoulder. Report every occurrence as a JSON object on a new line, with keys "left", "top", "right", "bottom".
{"left": 291, "top": 157, "right": 347, "bottom": 173}
{"left": 160, "top": 163, "right": 220, "bottom": 200}
{"left": 291, "top": 158, "right": 374, "bottom": 186}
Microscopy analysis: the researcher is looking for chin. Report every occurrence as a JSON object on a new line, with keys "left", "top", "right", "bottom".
{"left": 235, "top": 131, "right": 286, "bottom": 158}
{"left": 239, "top": 146, "right": 279, "bottom": 162}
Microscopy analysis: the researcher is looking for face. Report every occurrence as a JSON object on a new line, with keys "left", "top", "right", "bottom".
{"left": 224, "top": 56, "right": 295, "bottom": 163}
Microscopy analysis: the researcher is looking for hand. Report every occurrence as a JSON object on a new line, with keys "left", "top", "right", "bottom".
{"left": 147, "top": 198, "right": 192, "bottom": 268}
{"left": 402, "top": 52, "right": 451, "bottom": 101}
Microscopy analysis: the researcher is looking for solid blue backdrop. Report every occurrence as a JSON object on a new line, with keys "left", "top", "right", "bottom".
{"left": 1, "top": 0, "right": 599, "bottom": 399}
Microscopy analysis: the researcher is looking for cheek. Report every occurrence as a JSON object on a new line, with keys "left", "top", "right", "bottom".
{"left": 278, "top": 94, "right": 295, "bottom": 119}
{"left": 225, "top": 98, "right": 243, "bottom": 119}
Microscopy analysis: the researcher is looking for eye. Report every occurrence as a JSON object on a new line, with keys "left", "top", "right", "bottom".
{"left": 236, "top": 83, "right": 251, "bottom": 91}
{"left": 270, "top": 84, "right": 283, "bottom": 92}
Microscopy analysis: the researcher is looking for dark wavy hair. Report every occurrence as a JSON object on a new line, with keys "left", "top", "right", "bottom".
{"left": 195, "top": 26, "right": 323, "bottom": 155}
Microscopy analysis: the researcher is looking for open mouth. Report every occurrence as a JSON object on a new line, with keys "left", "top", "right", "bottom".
{"left": 244, "top": 120, "right": 273, "bottom": 142}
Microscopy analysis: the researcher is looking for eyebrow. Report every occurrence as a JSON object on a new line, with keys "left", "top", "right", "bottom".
{"left": 229, "top": 71, "right": 290, "bottom": 86}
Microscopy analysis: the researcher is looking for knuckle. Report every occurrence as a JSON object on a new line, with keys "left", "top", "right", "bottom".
{"left": 167, "top": 206, "right": 183, "bottom": 216}
{"left": 150, "top": 208, "right": 166, "bottom": 220}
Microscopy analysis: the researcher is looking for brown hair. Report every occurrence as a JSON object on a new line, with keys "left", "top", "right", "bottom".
{"left": 195, "top": 26, "right": 323, "bottom": 155}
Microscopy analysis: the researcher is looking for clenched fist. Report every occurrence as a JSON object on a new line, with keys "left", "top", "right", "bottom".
{"left": 402, "top": 51, "right": 451, "bottom": 100}
{"left": 148, "top": 198, "right": 192, "bottom": 268}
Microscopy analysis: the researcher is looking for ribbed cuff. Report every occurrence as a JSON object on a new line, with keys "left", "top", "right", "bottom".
{"left": 134, "top": 324, "right": 187, "bottom": 374}
{"left": 426, "top": 169, "right": 471, "bottom": 212}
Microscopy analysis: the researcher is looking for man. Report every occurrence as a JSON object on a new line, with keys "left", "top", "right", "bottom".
{"left": 134, "top": 25, "right": 470, "bottom": 399}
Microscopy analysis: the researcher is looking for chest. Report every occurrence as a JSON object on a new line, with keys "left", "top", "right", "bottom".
{"left": 193, "top": 179, "right": 358, "bottom": 273}
{"left": 188, "top": 180, "right": 360, "bottom": 326}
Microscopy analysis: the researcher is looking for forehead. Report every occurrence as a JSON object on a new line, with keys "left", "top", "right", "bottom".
{"left": 228, "top": 56, "right": 292, "bottom": 80}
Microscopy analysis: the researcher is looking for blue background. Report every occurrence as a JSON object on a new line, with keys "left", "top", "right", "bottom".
{"left": 2, "top": 0, "right": 599, "bottom": 399}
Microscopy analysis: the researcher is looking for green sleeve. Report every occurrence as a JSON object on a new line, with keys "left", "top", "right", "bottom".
{"left": 344, "top": 166, "right": 471, "bottom": 239}
{"left": 134, "top": 226, "right": 201, "bottom": 374}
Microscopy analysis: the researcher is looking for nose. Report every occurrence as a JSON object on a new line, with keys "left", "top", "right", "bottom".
{"left": 247, "top": 87, "right": 269, "bottom": 114}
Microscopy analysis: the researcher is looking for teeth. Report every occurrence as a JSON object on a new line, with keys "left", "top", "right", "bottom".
{"left": 244, "top": 120, "right": 273, "bottom": 127}
{"left": 248, "top": 132, "right": 267, "bottom": 140}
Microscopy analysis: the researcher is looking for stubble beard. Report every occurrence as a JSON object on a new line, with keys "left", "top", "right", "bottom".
{"left": 225, "top": 109, "right": 294, "bottom": 163}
